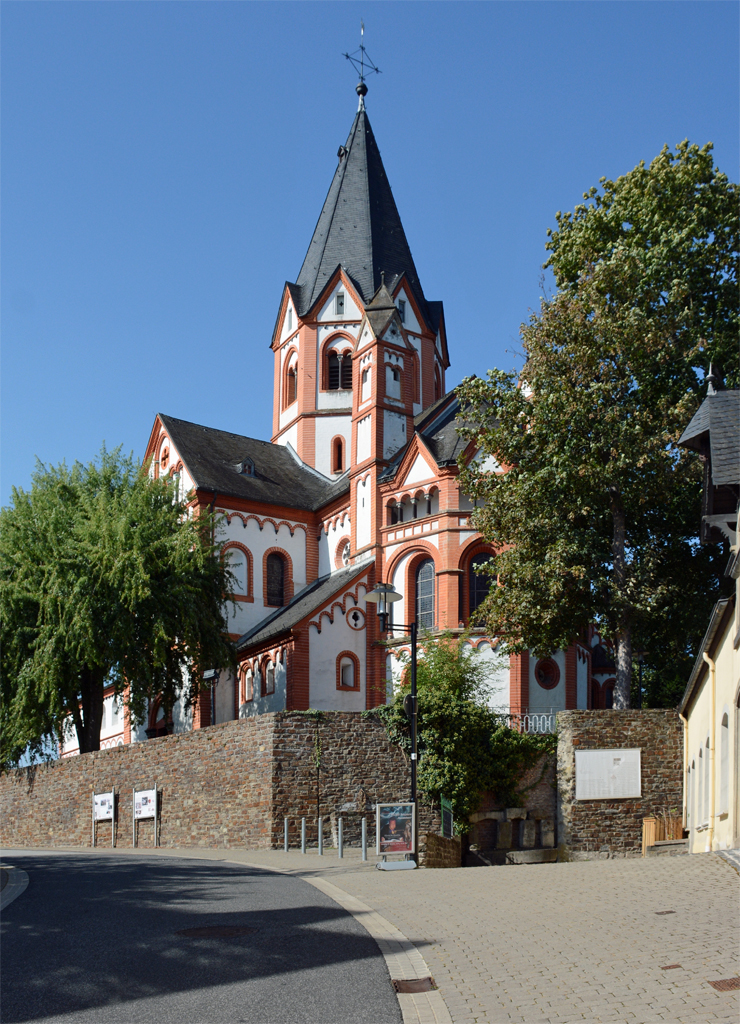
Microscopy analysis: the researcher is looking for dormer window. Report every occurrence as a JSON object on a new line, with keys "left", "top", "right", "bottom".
{"left": 397, "top": 299, "right": 406, "bottom": 323}
{"left": 236, "top": 457, "right": 255, "bottom": 477}
{"left": 335, "top": 292, "right": 345, "bottom": 316}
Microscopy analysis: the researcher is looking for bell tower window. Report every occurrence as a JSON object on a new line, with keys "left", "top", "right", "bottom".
{"left": 327, "top": 351, "right": 353, "bottom": 391}
{"left": 332, "top": 436, "right": 344, "bottom": 473}
{"left": 286, "top": 366, "right": 297, "bottom": 405}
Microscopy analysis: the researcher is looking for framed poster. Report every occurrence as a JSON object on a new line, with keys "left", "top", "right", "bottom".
{"left": 376, "top": 802, "right": 415, "bottom": 855}
{"left": 93, "top": 791, "right": 114, "bottom": 821}
{"left": 134, "top": 788, "right": 157, "bottom": 820}
{"left": 575, "top": 748, "right": 641, "bottom": 800}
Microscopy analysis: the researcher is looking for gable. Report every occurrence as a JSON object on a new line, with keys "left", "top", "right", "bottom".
{"left": 401, "top": 452, "right": 437, "bottom": 487}
{"left": 316, "top": 276, "right": 362, "bottom": 323}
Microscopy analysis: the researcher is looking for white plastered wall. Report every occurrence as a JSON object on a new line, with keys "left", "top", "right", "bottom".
{"left": 384, "top": 409, "right": 407, "bottom": 459}
{"left": 314, "top": 415, "right": 351, "bottom": 478}
{"left": 356, "top": 477, "right": 372, "bottom": 549}
{"left": 528, "top": 649, "right": 566, "bottom": 712}
{"left": 308, "top": 585, "right": 368, "bottom": 711}
{"left": 318, "top": 510, "right": 351, "bottom": 576}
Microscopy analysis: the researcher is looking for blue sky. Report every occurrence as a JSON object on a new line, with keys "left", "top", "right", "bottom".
{"left": 3, "top": 1, "right": 738, "bottom": 505}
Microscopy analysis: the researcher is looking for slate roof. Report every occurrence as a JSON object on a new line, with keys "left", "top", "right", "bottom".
{"left": 678, "top": 390, "right": 740, "bottom": 486}
{"left": 236, "top": 562, "right": 371, "bottom": 650}
{"left": 292, "top": 107, "right": 433, "bottom": 328}
{"left": 379, "top": 392, "right": 468, "bottom": 482}
{"left": 158, "top": 414, "right": 349, "bottom": 512}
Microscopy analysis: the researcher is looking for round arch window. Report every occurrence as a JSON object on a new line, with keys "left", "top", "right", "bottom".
{"left": 534, "top": 657, "right": 560, "bottom": 690}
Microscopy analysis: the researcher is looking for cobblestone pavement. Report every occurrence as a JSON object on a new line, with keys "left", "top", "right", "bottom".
{"left": 26, "top": 846, "right": 740, "bottom": 1024}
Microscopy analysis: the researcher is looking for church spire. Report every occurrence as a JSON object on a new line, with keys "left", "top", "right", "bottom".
{"left": 294, "top": 105, "right": 429, "bottom": 325}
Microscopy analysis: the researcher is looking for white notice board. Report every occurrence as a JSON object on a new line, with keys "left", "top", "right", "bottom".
{"left": 134, "top": 788, "right": 157, "bottom": 820}
{"left": 575, "top": 749, "right": 641, "bottom": 800}
{"left": 93, "top": 791, "right": 114, "bottom": 821}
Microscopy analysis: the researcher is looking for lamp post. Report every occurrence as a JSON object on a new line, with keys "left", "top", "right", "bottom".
{"left": 365, "top": 582, "right": 418, "bottom": 860}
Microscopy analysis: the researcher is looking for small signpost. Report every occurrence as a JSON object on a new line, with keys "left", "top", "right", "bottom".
{"left": 376, "top": 802, "right": 416, "bottom": 869}
{"left": 92, "top": 790, "right": 115, "bottom": 848}
{"left": 132, "top": 785, "right": 159, "bottom": 847}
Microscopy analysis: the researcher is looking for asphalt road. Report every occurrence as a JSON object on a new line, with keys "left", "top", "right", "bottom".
{"left": 0, "top": 850, "right": 402, "bottom": 1024}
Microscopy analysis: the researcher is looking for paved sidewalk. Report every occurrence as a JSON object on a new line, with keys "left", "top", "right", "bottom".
{"left": 26, "top": 845, "right": 740, "bottom": 1024}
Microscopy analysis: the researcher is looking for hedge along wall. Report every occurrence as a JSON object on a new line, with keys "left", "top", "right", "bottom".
{"left": 0, "top": 712, "right": 424, "bottom": 851}
{"left": 556, "top": 710, "right": 683, "bottom": 859}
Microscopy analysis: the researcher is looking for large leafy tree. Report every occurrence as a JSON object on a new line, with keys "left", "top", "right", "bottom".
{"left": 457, "top": 141, "right": 737, "bottom": 707}
{"left": 370, "top": 635, "right": 555, "bottom": 827}
{"left": 0, "top": 448, "right": 236, "bottom": 767}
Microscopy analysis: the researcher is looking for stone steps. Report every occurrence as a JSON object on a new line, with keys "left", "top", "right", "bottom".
{"left": 646, "top": 840, "right": 688, "bottom": 857}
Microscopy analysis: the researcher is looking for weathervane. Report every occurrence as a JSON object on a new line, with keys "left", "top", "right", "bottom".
{"left": 343, "top": 21, "right": 381, "bottom": 105}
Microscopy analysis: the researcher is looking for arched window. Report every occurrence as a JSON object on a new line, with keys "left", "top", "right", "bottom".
{"left": 386, "top": 364, "right": 401, "bottom": 399}
{"left": 336, "top": 652, "right": 360, "bottom": 690}
{"left": 720, "top": 711, "right": 729, "bottom": 814}
{"left": 704, "top": 737, "right": 710, "bottom": 824}
{"left": 266, "top": 553, "right": 285, "bottom": 607}
{"left": 228, "top": 549, "right": 248, "bottom": 595}
{"left": 604, "top": 686, "right": 614, "bottom": 709}
{"left": 327, "top": 351, "right": 352, "bottom": 390}
{"left": 332, "top": 437, "right": 344, "bottom": 473}
{"left": 286, "top": 365, "right": 297, "bottom": 406}
{"left": 244, "top": 669, "right": 253, "bottom": 702}
{"left": 361, "top": 367, "right": 371, "bottom": 401}
{"left": 469, "top": 554, "right": 492, "bottom": 622}
{"left": 415, "top": 559, "right": 435, "bottom": 630}
{"left": 264, "top": 661, "right": 275, "bottom": 696}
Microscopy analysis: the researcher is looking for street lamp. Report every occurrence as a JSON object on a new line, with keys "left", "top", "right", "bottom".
{"left": 365, "top": 582, "right": 419, "bottom": 862}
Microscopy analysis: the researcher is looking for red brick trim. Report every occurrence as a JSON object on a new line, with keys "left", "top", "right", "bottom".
{"left": 510, "top": 651, "right": 529, "bottom": 715}
{"left": 336, "top": 650, "right": 360, "bottom": 690}
{"left": 320, "top": 333, "right": 355, "bottom": 391}
{"left": 218, "top": 509, "right": 308, "bottom": 538}
{"left": 534, "top": 657, "right": 561, "bottom": 691}
{"left": 262, "top": 547, "right": 294, "bottom": 608}
{"left": 289, "top": 631, "right": 310, "bottom": 710}
{"left": 222, "top": 541, "right": 254, "bottom": 602}
{"left": 282, "top": 346, "right": 298, "bottom": 410}
{"left": 334, "top": 534, "right": 351, "bottom": 569}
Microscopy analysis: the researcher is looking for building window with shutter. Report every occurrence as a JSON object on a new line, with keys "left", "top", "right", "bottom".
{"left": 265, "top": 553, "right": 285, "bottom": 607}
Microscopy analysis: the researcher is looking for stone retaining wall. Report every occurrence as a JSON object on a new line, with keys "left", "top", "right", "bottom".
{"left": 556, "top": 710, "right": 683, "bottom": 860}
{"left": 0, "top": 712, "right": 434, "bottom": 851}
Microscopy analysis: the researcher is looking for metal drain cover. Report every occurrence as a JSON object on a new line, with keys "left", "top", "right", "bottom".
{"left": 708, "top": 978, "right": 740, "bottom": 991}
{"left": 392, "top": 978, "right": 437, "bottom": 993}
{"left": 176, "top": 926, "right": 258, "bottom": 938}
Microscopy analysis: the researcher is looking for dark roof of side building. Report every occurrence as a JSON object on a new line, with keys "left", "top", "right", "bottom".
{"left": 158, "top": 414, "right": 349, "bottom": 512}
{"left": 380, "top": 392, "right": 469, "bottom": 481}
{"left": 678, "top": 596, "right": 735, "bottom": 714}
{"left": 236, "top": 562, "right": 371, "bottom": 650}
{"left": 678, "top": 390, "right": 740, "bottom": 487}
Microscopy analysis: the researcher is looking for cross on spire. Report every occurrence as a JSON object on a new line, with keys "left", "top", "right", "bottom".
{"left": 343, "top": 21, "right": 381, "bottom": 107}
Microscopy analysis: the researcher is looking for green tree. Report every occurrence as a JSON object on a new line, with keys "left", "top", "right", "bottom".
{"left": 0, "top": 447, "right": 236, "bottom": 767}
{"left": 369, "top": 634, "right": 555, "bottom": 828}
{"left": 457, "top": 142, "right": 737, "bottom": 707}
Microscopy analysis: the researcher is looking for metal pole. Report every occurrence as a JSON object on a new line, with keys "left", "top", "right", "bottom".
{"left": 154, "top": 784, "right": 158, "bottom": 848}
{"left": 338, "top": 817, "right": 343, "bottom": 859}
{"left": 410, "top": 621, "right": 418, "bottom": 862}
{"left": 284, "top": 817, "right": 289, "bottom": 852}
{"left": 301, "top": 817, "right": 306, "bottom": 854}
{"left": 362, "top": 816, "right": 367, "bottom": 861}
{"left": 112, "top": 788, "right": 115, "bottom": 848}
{"left": 318, "top": 816, "right": 323, "bottom": 856}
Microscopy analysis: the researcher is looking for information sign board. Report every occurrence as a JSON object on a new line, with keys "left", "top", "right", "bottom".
{"left": 134, "top": 788, "right": 157, "bottom": 820}
{"left": 575, "top": 748, "right": 641, "bottom": 800}
{"left": 376, "top": 802, "right": 415, "bottom": 855}
{"left": 93, "top": 791, "right": 114, "bottom": 821}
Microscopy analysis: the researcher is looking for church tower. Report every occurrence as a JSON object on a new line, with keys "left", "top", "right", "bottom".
{"left": 270, "top": 87, "right": 449, "bottom": 487}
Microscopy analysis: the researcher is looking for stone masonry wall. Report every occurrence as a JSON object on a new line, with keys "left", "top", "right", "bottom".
{"left": 467, "top": 754, "right": 557, "bottom": 859}
{"left": 557, "top": 710, "right": 682, "bottom": 860}
{"left": 0, "top": 712, "right": 427, "bottom": 852}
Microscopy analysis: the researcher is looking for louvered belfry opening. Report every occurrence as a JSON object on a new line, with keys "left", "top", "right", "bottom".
{"left": 327, "top": 352, "right": 352, "bottom": 391}
{"left": 266, "top": 553, "right": 285, "bottom": 607}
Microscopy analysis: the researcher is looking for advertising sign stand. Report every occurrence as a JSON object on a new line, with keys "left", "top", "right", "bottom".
{"left": 375, "top": 802, "right": 417, "bottom": 870}
{"left": 92, "top": 789, "right": 116, "bottom": 848}
{"left": 133, "top": 784, "right": 159, "bottom": 847}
